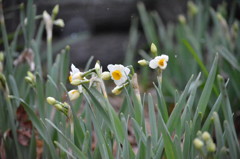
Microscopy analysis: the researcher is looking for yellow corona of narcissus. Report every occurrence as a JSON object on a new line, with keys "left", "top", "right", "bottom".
{"left": 149, "top": 54, "right": 169, "bottom": 70}
{"left": 107, "top": 64, "right": 130, "bottom": 86}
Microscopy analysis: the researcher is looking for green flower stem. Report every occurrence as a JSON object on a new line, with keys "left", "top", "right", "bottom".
{"left": 47, "top": 38, "right": 52, "bottom": 72}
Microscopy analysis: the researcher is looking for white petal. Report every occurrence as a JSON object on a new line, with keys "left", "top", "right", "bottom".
{"left": 161, "top": 54, "right": 169, "bottom": 61}
{"left": 107, "top": 64, "right": 114, "bottom": 72}
{"left": 124, "top": 67, "right": 130, "bottom": 75}
{"left": 71, "top": 64, "right": 80, "bottom": 74}
{"left": 149, "top": 59, "right": 158, "bottom": 69}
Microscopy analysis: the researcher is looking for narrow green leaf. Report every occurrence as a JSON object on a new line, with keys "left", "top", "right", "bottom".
{"left": 212, "top": 112, "right": 224, "bottom": 153}
{"left": 54, "top": 141, "right": 76, "bottom": 159}
{"left": 217, "top": 46, "right": 240, "bottom": 71}
{"left": 46, "top": 119, "right": 87, "bottom": 159}
{"left": 148, "top": 94, "right": 158, "bottom": 147}
{"left": 194, "top": 54, "right": 218, "bottom": 121}
{"left": 157, "top": 107, "right": 178, "bottom": 159}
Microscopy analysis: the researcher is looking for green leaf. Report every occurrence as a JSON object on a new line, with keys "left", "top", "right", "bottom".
{"left": 148, "top": 94, "right": 158, "bottom": 147}
{"left": 193, "top": 54, "right": 218, "bottom": 122}
{"left": 46, "top": 119, "right": 87, "bottom": 159}
{"left": 167, "top": 75, "right": 194, "bottom": 132}
{"left": 54, "top": 141, "right": 76, "bottom": 159}
{"left": 212, "top": 112, "right": 224, "bottom": 153}
{"left": 157, "top": 105, "right": 178, "bottom": 159}
{"left": 10, "top": 97, "right": 58, "bottom": 159}
{"left": 216, "top": 46, "right": 240, "bottom": 71}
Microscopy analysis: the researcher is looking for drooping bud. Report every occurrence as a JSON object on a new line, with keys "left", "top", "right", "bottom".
{"left": 101, "top": 71, "right": 111, "bottom": 80}
{"left": 68, "top": 89, "right": 80, "bottom": 101}
{"left": 138, "top": 59, "right": 149, "bottom": 66}
{"left": 202, "top": 131, "right": 211, "bottom": 141}
{"left": 193, "top": 138, "right": 204, "bottom": 149}
{"left": 54, "top": 19, "right": 65, "bottom": 27}
{"left": 207, "top": 141, "right": 216, "bottom": 152}
{"left": 46, "top": 97, "right": 57, "bottom": 105}
{"left": 178, "top": 14, "right": 186, "bottom": 25}
{"left": 112, "top": 86, "right": 122, "bottom": 95}
{"left": 187, "top": 1, "right": 198, "bottom": 17}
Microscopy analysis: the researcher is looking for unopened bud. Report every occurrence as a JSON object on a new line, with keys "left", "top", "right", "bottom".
{"left": 25, "top": 76, "right": 33, "bottom": 84}
{"left": 207, "top": 142, "right": 216, "bottom": 152}
{"left": 188, "top": 1, "right": 198, "bottom": 16}
{"left": 151, "top": 43, "right": 157, "bottom": 55}
{"left": 112, "top": 86, "right": 122, "bottom": 95}
{"left": 202, "top": 131, "right": 211, "bottom": 141}
{"left": 94, "top": 61, "right": 101, "bottom": 75}
{"left": 178, "top": 14, "right": 186, "bottom": 24}
{"left": 193, "top": 138, "right": 204, "bottom": 149}
{"left": 138, "top": 59, "right": 149, "bottom": 66}
{"left": 101, "top": 71, "right": 111, "bottom": 80}
{"left": 27, "top": 71, "right": 35, "bottom": 81}
{"left": 52, "top": 5, "right": 59, "bottom": 17}
{"left": 70, "top": 79, "right": 82, "bottom": 86}
{"left": 46, "top": 97, "right": 57, "bottom": 105}
{"left": 68, "top": 89, "right": 80, "bottom": 101}
{"left": 54, "top": 19, "right": 64, "bottom": 27}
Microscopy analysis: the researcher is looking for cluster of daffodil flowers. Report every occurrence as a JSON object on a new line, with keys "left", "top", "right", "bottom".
{"left": 47, "top": 43, "right": 169, "bottom": 116}
{"left": 193, "top": 131, "right": 216, "bottom": 157}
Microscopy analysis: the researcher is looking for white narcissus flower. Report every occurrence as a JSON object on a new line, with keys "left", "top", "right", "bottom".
{"left": 69, "top": 64, "right": 83, "bottom": 84}
{"left": 68, "top": 89, "right": 80, "bottom": 101}
{"left": 149, "top": 54, "right": 169, "bottom": 70}
{"left": 107, "top": 64, "right": 130, "bottom": 86}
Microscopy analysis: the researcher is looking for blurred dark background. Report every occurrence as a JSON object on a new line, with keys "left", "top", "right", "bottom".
{"left": 1, "top": 0, "right": 238, "bottom": 68}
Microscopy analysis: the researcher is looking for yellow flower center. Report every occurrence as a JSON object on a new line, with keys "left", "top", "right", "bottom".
{"left": 112, "top": 70, "right": 122, "bottom": 80}
{"left": 158, "top": 59, "right": 165, "bottom": 67}
{"left": 69, "top": 75, "right": 72, "bottom": 82}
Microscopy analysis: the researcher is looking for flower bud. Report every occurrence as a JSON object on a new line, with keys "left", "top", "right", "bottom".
{"left": 138, "top": 59, "right": 149, "bottom": 66}
{"left": 25, "top": 76, "right": 33, "bottom": 84}
{"left": 94, "top": 61, "right": 101, "bottom": 75}
{"left": 193, "top": 138, "right": 204, "bottom": 149}
{"left": 54, "top": 19, "right": 64, "bottom": 27}
{"left": 101, "top": 71, "right": 111, "bottom": 80}
{"left": 46, "top": 97, "right": 57, "bottom": 105}
{"left": 112, "top": 86, "right": 122, "bottom": 95}
{"left": 27, "top": 71, "right": 35, "bottom": 81}
{"left": 207, "top": 141, "right": 216, "bottom": 152}
{"left": 68, "top": 89, "right": 80, "bottom": 101}
{"left": 188, "top": 1, "right": 198, "bottom": 16}
{"left": 52, "top": 4, "right": 59, "bottom": 17}
{"left": 202, "top": 131, "right": 211, "bottom": 141}
{"left": 54, "top": 103, "right": 62, "bottom": 110}
{"left": 70, "top": 79, "right": 82, "bottom": 86}
{"left": 178, "top": 14, "right": 186, "bottom": 25}
{"left": 151, "top": 43, "right": 157, "bottom": 55}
